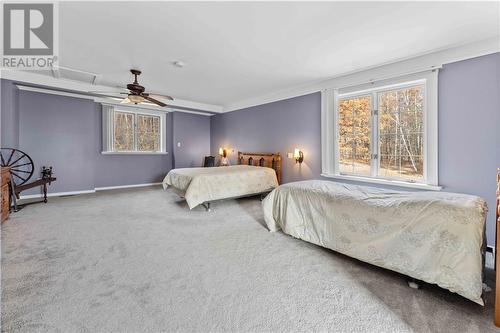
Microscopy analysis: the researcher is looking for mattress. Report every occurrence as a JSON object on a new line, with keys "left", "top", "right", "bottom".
{"left": 163, "top": 165, "right": 278, "bottom": 209}
{"left": 262, "top": 180, "right": 487, "bottom": 305}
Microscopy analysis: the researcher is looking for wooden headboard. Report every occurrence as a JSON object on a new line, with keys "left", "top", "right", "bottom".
{"left": 237, "top": 151, "right": 282, "bottom": 184}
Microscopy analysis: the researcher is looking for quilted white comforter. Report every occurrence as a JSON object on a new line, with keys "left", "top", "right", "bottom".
{"left": 262, "top": 180, "right": 487, "bottom": 305}
{"left": 163, "top": 165, "right": 278, "bottom": 209}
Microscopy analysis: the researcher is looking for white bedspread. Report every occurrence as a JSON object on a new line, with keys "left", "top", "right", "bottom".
{"left": 163, "top": 165, "right": 278, "bottom": 209}
{"left": 262, "top": 180, "right": 487, "bottom": 305}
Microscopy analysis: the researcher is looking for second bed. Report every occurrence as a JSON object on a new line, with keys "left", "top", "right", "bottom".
{"left": 163, "top": 152, "right": 281, "bottom": 210}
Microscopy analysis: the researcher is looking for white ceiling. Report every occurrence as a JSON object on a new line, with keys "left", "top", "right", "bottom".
{"left": 52, "top": 2, "right": 500, "bottom": 108}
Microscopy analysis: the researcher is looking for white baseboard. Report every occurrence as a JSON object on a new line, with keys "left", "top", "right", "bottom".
{"left": 20, "top": 189, "right": 96, "bottom": 200}
{"left": 95, "top": 183, "right": 161, "bottom": 191}
{"left": 19, "top": 183, "right": 161, "bottom": 200}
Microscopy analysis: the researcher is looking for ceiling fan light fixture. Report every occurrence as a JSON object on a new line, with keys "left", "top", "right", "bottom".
{"left": 92, "top": 70, "right": 170, "bottom": 107}
{"left": 128, "top": 94, "right": 145, "bottom": 104}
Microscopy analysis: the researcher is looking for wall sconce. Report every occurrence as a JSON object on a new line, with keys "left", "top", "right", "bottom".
{"left": 219, "top": 147, "right": 229, "bottom": 166}
{"left": 218, "top": 147, "right": 227, "bottom": 158}
{"left": 294, "top": 148, "right": 304, "bottom": 164}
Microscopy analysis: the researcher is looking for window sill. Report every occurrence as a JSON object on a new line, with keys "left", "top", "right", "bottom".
{"left": 101, "top": 151, "right": 168, "bottom": 155}
{"left": 320, "top": 173, "right": 442, "bottom": 191}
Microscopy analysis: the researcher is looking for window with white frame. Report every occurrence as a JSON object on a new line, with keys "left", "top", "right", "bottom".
{"left": 102, "top": 104, "right": 167, "bottom": 154}
{"left": 321, "top": 70, "right": 439, "bottom": 189}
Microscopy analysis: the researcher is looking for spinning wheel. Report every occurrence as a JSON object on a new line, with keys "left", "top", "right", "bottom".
{"left": 0, "top": 148, "right": 56, "bottom": 210}
{"left": 0, "top": 148, "right": 34, "bottom": 185}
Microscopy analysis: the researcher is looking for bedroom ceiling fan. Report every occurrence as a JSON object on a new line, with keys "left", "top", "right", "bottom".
{"left": 91, "top": 69, "right": 173, "bottom": 107}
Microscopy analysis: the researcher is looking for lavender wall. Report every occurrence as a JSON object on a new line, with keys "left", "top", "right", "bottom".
{"left": 211, "top": 93, "right": 322, "bottom": 183}
{"left": 172, "top": 112, "right": 211, "bottom": 168}
{"left": 1, "top": 80, "right": 211, "bottom": 194}
{"left": 18, "top": 91, "right": 100, "bottom": 193}
{"left": 438, "top": 53, "right": 500, "bottom": 245}
{"left": 1, "top": 80, "right": 19, "bottom": 148}
{"left": 211, "top": 53, "right": 500, "bottom": 246}
{"left": 17, "top": 89, "right": 174, "bottom": 194}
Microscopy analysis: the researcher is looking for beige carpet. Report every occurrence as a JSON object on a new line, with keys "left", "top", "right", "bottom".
{"left": 1, "top": 186, "right": 497, "bottom": 332}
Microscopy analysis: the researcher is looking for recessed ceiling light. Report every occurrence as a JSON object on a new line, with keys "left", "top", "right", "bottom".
{"left": 173, "top": 61, "right": 185, "bottom": 68}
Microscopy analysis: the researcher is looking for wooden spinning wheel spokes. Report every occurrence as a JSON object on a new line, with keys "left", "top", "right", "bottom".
{"left": 0, "top": 148, "right": 34, "bottom": 186}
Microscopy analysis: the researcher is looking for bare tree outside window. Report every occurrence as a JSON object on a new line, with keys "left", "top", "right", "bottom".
{"left": 137, "top": 115, "right": 161, "bottom": 151}
{"left": 114, "top": 111, "right": 134, "bottom": 151}
{"left": 378, "top": 86, "right": 424, "bottom": 181}
{"left": 112, "top": 111, "right": 162, "bottom": 152}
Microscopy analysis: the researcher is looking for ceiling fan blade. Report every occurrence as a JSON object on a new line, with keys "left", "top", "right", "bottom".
{"left": 144, "top": 96, "right": 167, "bottom": 107}
{"left": 120, "top": 97, "right": 132, "bottom": 104}
{"left": 146, "top": 93, "right": 174, "bottom": 101}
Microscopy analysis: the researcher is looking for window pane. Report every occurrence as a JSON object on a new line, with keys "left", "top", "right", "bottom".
{"left": 379, "top": 155, "right": 423, "bottom": 181}
{"left": 137, "top": 114, "right": 161, "bottom": 151}
{"left": 379, "top": 154, "right": 400, "bottom": 179}
{"left": 339, "top": 153, "right": 353, "bottom": 174}
{"left": 378, "top": 85, "right": 424, "bottom": 181}
{"left": 338, "top": 96, "right": 371, "bottom": 176}
{"left": 114, "top": 112, "right": 134, "bottom": 151}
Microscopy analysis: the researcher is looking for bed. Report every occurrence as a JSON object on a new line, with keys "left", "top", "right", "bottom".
{"left": 163, "top": 152, "right": 281, "bottom": 210}
{"left": 262, "top": 180, "right": 488, "bottom": 305}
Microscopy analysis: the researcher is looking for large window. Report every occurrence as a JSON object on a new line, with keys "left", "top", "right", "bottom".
{"left": 102, "top": 105, "right": 166, "bottom": 154}
{"left": 321, "top": 71, "right": 439, "bottom": 190}
{"left": 338, "top": 84, "right": 424, "bottom": 181}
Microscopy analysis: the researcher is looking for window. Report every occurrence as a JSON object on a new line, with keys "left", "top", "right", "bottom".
{"left": 113, "top": 111, "right": 135, "bottom": 151}
{"left": 102, "top": 105, "right": 167, "bottom": 154}
{"left": 321, "top": 71, "right": 439, "bottom": 190}
{"left": 136, "top": 114, "right": 161, "bottom": 151}
{"left": 378, "top": 86, "right": 424, "bottom": 182}
{"left": 338, "top": 95, "right": 372, "bottom": 176}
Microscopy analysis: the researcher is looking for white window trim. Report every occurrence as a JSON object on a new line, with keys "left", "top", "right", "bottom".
{"left": 102, "top": 104, "right": 168, "bottom": 155}
{"left": 321, "top": 70, "right": 441, "bottom": 190}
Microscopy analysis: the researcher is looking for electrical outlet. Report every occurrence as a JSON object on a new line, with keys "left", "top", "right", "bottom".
{"left": 485, "top": 252, "right": 494, "bottom": 269}
{"left": 177, "top": 142, "right": 181, "bottom": 147}
{"left": 287, "top": 152, "right": 293, "bottom": 159}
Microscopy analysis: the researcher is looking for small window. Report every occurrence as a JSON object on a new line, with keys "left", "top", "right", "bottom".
{"left": 102, "top": 105, "right": 166, "bottom": 154}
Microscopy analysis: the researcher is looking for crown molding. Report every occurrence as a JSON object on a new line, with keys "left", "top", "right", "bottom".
{"left": 14, "top": 84, "right": 214, "bottom": 116}
{"left": 0, "top": 69, "right": 223, "bottom": 113}
{"left": 222, "top": 37, "right": 500, "bottom": 113}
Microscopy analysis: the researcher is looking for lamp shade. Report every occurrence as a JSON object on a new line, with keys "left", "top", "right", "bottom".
{"left": 218, "top": 147, "right": 223, "bottom": 155}
{"left": 128, "top": 94, "right": 145, "bottom": 103}
{"left": 294, "top": 148, "right": 301, "bottom": 159}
